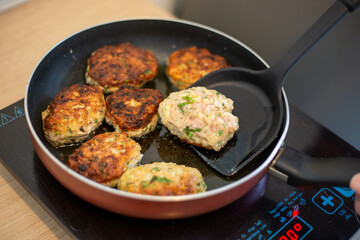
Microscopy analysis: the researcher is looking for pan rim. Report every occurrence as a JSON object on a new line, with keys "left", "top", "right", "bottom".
{"left": 24, "top": 18, "right": 290, "bottom": 202}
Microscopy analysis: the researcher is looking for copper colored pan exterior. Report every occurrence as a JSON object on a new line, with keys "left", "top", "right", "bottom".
{"left": 25, "top": 19, "right": 290, "bottom": 219}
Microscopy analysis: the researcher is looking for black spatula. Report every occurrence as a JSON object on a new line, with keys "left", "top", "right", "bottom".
{"left": 192, "top": 0, "right": 360, "bottom": 177}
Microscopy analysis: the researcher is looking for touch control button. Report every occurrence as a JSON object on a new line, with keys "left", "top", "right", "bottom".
{"left": 312, "top": 188, "right": 343, "bottom": 214}
{"left": 333, "top": 186, "right": 355, "bottom": 197}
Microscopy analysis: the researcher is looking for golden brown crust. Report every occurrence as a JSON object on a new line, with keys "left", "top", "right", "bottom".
{"left": 86, "top": 43, "right": 158, "bottom": 93}
{"left": 118, "top": 162, "right": 206, "bottom": 195}
{"left": 67, "top": 132, "right": 142, "bottom": 186}
{"left": 166, "top": 46, "right": 231, "bottom": 90}
{"left": 105, "top": 85, "right": 164, "bottom": 138}
{"left": 42, "top": 83, "right": 106, "bottom": 147}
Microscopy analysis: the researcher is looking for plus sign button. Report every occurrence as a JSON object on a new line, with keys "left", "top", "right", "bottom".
{"left": 312, "top": 188, "right": 343, "bottom": 214}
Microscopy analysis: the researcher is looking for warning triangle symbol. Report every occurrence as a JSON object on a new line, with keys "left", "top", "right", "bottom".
{"left": 1, "top": 113, "right": 15, "bottom": 126}
{"left": 14, "top": 106, "right": 25, "bottom": 118}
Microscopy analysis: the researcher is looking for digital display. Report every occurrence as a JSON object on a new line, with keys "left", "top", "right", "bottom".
{"left": 269, "top": 216, "right": 313, "bottom": 240}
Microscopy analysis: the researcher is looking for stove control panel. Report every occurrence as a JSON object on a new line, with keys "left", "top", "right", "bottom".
{"left": 236, "top": 177, "right": 359, "bottom": 240}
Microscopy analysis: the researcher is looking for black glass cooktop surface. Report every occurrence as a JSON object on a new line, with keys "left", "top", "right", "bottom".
{"left": 0, "top": 100, "right": 359, "bottom": 239}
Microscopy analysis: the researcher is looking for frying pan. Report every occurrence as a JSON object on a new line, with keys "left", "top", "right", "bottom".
{"left": 25, "top": 15, "right": 358, "bottom": 219}
{"left": 25, "top": 18, "right": 289, "bottom": 219}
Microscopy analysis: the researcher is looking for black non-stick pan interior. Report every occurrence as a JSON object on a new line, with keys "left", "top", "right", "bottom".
{"left": 26, "top": 19, "right": 284, "bottom": 189}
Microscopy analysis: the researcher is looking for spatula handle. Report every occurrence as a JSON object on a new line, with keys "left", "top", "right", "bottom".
{"left": 270, "top": 0, "right": 358, "bottom": 87}
{"left": 269, "top": 146, "right": 360, "bottom": 187}
{"left": 339, "top": 0, "right": 360, "bottom": 11}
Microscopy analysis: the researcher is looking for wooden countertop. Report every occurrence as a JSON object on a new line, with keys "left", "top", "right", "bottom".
{"left": 0, "top": 0, "right": 174, "bottom": 238}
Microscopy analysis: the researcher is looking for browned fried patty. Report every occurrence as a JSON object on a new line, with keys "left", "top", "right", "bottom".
{"left": 42, "top": 84, "right": 106, "bottom": 147}
{"left": 68, "top": 132, "right": 143, "bottom": 187}
{"left": 105, "top": 85, "right": 164, "bottom": 138}
{"left": 166, "top": 46, "right": 231, "bottom": 90}
{"left": 118, "top": 162, "right": 207, "bottom": 195}
{"left": 86, "top": 42, "right": 158, "bottom": 94}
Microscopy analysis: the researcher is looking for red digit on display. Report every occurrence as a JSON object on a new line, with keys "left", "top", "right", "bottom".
{"left": 286, "top": 229, "right": 298, "bottom": 240}
{"left": 275, "top": 217, "right": 311, "bottom": 240}
{"left": 294, "top": 223, "right": 302, "bottom": 232}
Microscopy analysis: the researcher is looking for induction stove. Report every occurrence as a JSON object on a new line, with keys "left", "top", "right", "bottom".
{"left": 1, "top": 100, "right": 359, "bottom": 239}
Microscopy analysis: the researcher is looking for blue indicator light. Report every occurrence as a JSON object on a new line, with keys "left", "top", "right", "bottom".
{"left": 333, "top": 186, "right": 355, "bottom": 198}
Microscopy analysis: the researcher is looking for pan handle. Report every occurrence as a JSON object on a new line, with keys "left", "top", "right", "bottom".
{"left": 268, "top": 146, "right": 360, "bottom": 187}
